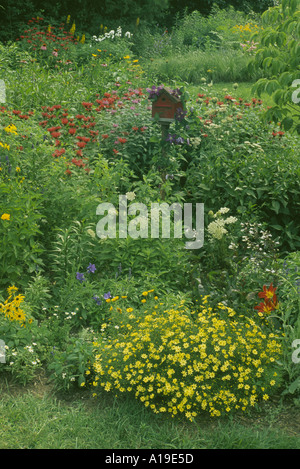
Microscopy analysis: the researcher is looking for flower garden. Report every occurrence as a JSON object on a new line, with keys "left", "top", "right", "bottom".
{"left": 0, "top": 0, "right": 300, "bottom": 449}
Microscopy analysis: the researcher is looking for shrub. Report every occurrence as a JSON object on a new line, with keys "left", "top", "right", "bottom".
{"left": 91, "top": 296, "right": 283, "bottom": 420}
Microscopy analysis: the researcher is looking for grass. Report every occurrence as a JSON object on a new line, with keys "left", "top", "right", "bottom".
{"left": 0, "top": 374, "right": 300, "bottom": 449}
{"left": 187, "top": 81, "right": 275, "bottom": 106}
{"left": 143, "top": 49, "right": 261, "bottom": 85}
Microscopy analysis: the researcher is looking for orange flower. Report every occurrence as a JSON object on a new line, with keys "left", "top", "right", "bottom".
{"left": 258, "top": 283, "right": 277, "bottom": 303}
{"left": 255, "top": 283, "right": 279, "bottom": 315}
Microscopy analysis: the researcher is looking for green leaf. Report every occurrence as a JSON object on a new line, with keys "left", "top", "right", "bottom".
{"left": 272, "top": 200, "right": 281, "bottom": 214}
{"left": 266, "top": 79, "right": 281, "bottom": 95}
{"left": 281, "top": 116, "right": 294, "bottom": 130}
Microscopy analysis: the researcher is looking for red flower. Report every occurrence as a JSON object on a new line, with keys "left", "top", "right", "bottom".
{"left": 254, "top": 283, "right": 279, "bottom": 315}
{"left": 69, "top": 128, "right": 77, "bottom": 135}
{"left": 258, "top": 283, "right": 277, "bottom": 302}
{"left": 254, "top": 302, "right": 274, "bottom": 314}
{"left": 102, "top": 134, "right": 109, "bottom": 139}
{"left": 71, "top": 157, "right": 85, "bottom": 167}
{"left": 76, "top": 141, "right": 86, "bottom": 148}
{"left": 52, "top": 148, "right": 65, "bottom": 157}
{"left": 76, "top": 136, "right": 90, "bottom": 143}
{"left": 118, "top": 137, "right": 127, "bottom": 144}
{"left": 61, "top": 117, "right": 68, "bottom": 125}
{"left": 47, "top": 126, "right": 61, "bottom": 133}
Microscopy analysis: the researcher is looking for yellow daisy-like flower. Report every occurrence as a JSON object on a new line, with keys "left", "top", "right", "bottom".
{"left": 4, "top": 124, "right": 17, "bottom": 134}
{"left": 142, "top": 291, "right": 148, "bottom": 296}
{"left": 126, "top": 307, "right": 133, "bottom": 313}
{"left": 1, "top": 213, "right": 10, "bottom": 221}
{"left": 0, "top": 141, "right": 10, "bottom": 150}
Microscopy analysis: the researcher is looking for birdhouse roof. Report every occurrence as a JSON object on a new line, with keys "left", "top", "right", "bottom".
{"left": 155, "top": 88, "right": 181, "bottom": 103}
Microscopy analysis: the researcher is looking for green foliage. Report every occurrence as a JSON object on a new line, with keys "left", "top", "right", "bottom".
{"left": 0, "top": 6, "right": 299, "bottom": 425}
{"left": 0, "top": 179, "right": 44, "bottom": 289}
{"left": 48, "top": 329, "right": 95, "bottom": 391}
{"left": 274, "top": 252, "right": 300, "bottom": 401}
{"left": 249, "top": 0, "right": 300, "bottom": 133}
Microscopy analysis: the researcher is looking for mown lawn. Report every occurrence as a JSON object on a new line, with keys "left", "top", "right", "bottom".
{"left": 1, "top": 374, "right": 299, "bottom": 449}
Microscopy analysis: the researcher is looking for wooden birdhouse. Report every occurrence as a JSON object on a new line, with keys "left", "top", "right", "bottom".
{"left": 151, "top": 88, "right": 183, "bottom": 122}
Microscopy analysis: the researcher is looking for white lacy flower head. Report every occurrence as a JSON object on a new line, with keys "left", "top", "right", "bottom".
{"left": 207, "top": 207, "right": 237, "bottom": 240}
{"left": 207, "top": 219, "right": 228, "bottom": 240}
{"left": 218, "top": 207, "right": 230, "bottom": 215}
{"left": 224, "top": 216, "right": 238, "bottom": 224}
{"left": 190, "top": 137, "right": 201, "bottom": 147}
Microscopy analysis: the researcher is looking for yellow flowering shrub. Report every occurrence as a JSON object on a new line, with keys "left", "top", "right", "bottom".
{"left": 91, "top": 296, "right": 283, "bottom": 420}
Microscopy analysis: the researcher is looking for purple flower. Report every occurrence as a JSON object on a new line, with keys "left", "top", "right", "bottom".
{"left": 175, "top": 107, "right": 187, "bottom": 121}
{"left": 76, "top": 272, "right": 85, "bottom": 283}
{"left": 87, "top": 263, "right": 96, "bottom": 273}
{"left": 166, "top": 133, "right": 176, "bottom": 143}
{"left": 175, "top": 136, "right": 184, "bottom": 144}
{"left": 92, "top": 295, "right": 102, "bottom": 305}
{"left": 103, "top": 291, "right": 112, "bottom": 300}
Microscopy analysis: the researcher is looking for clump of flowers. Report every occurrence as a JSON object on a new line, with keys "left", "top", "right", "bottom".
{"left": 90, "top": 295, "right": 283, "bottom": 420}
{"left": 207, "top": 207, "right": 237, "bottom": 240}
{"left": 254, "top": 283, "right": 279, "bottom": 317}
{"left": 92, "top": 26, "right": 132, "bottom": 42}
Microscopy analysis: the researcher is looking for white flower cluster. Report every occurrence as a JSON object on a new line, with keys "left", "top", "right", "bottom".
{"left": 92, "top": 27, "right": 132, "bottom": 42}
{"left": 207, "top": 207, "right": 237, "bottom": 240}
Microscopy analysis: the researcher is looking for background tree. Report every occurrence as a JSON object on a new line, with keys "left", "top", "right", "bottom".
{"left": 249, "top": 0, "right": 300, "bottom": 133}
